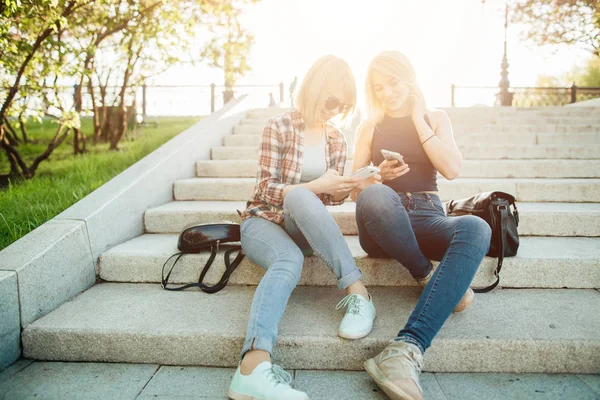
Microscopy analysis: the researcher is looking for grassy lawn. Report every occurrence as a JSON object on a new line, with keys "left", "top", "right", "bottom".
{"left": 0, "top": 117, "right": 200, "bottom": 250}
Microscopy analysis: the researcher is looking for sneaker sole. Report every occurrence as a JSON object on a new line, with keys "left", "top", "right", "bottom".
{"left": 228, "top": 388, "right": 260, "bottom": 400}
{"left": 364, "top": 358, "right": 423, "bottom": 400}
{"left": 228, "top": 388, "right": 310, "bottom": 400}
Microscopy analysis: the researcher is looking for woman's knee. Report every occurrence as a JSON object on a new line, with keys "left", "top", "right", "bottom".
{"left": 283, "top": 186, "right": 320, "bottom": 213}
{"left": 356, "top": 184, "right": 398, "bottom": 217}
{"left": 455, "top": 215, "right": 492, "bottom": 250}
{"left": 269, "top": 246, "right": 305, "bottom": 286}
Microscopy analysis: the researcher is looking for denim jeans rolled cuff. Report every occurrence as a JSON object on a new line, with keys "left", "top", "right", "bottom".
{"left": 337, "top": 268, "right": 363, "bottom": 290}
{"left": 240, "top": 335, "right": 275, "bottom": 361}
{"left": 394, "top": 334, "right": 426, "bottom": 355}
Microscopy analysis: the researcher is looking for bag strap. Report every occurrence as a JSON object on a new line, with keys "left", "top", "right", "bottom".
{"left": 474, "top": 204, "right": 509, "bottom": 293}
{"left": 197, "top": 247, "right": 245, "bottom": 293}
{"left": 161, "top": 246, "right": 244, "bottom": 293}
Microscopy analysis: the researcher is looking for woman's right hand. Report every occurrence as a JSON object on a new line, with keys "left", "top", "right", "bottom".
{"left": 313, "top": 169, "right": 361, "bottom": 196}
{"left": 378, "top": 159, "right": 410, "bottom": 181}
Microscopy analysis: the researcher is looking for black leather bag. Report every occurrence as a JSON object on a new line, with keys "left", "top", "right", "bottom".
{"left": 161, "top": 222, "right": 244, "bottom": 293}
{"left": 446, "top": 191, "right": 519, "bottom": 293}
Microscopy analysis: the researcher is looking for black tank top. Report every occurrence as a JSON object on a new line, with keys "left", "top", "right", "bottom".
{"left": 371, "top": 114, "right": 438, "bottom": 193}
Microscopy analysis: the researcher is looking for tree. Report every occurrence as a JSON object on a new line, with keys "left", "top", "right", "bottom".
{"left": 0, "top": 0, "right": 93, "bottom": 178}
{"left": 569, "top": 56, "right": 600, "bottom": 85}
{"left": 510, "top": 0, "right": 600, "bottom": 58}
{"left": 1, "top": 0, "right": 259, "bottom": 177}
{"left": 536, "top": 56, "right": 600, "bottom": 86}
{"left": 201, "top": 0, "right": 256, "bottom": 102}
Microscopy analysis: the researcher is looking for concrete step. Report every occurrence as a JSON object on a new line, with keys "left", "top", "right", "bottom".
{"left": 241, "top": 117, "right": 600, "bottom": 127}
{"left": 245, "top": 107, "right": 600, "bottom": 119}
{"left": 5, "top": 362, "right": 598, "bottom": 400}
{"left": 232, "top": 124, "right": 600, "bottom": 136}
{"left": 211, "top": 145, "right": 600, "bottom": 160}
{"left": 99, "top": 233, "right": 600, "bottom": 289}
{"left": 4, "top": 362, "right": 599, "bottom": 400}
{"left": 197, "top": 159, "right": 600, "bottom": 179}
{"left": 22, "top": 283, "right": 600, "bottom": 372}
{"left": 173, "top": 177, "right": 600, "bottom": 203}
{"left": 226, "top": 131, "right": 600, "bottom": 146}
{"left": 144, "top": 201, "right": 600, "bottom": 237}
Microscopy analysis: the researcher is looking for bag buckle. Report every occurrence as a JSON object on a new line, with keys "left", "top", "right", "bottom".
{"left": 212, "top": 240, "right": 220, "bottom": 253}
{"left": 496, "top": 205, "right": 507, "bottom": 211}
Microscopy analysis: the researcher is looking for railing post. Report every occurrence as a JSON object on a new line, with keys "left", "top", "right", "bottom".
{"left": 571, "top": 82, "right": 577, "bottom": 104}
{"left": 279, "top": 82, "right": 284, "bottom": 103}
{"left": 142, "top": 83, "right": 147, "bottom": 121}
{"left": 210, "top": 83, "right": 216, "bottom": 113}
{"left": 451, "top": 84, "right": 456, "bottom": 107}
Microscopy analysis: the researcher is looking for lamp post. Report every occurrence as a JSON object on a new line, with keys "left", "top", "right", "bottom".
{"left": 482, "top": 1, "right": 514, "bottom": 106}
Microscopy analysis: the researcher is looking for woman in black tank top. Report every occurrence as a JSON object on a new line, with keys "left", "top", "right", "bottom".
{"left": 352, "top": 51, "right": 492, "bottom": 400}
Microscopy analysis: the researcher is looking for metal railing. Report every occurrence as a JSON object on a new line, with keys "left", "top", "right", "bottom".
{"left": 6, "top": 82, "right": 287, "bottom": 118}
{"left": 450, "top": 83, "right": 600, "bottom": 107}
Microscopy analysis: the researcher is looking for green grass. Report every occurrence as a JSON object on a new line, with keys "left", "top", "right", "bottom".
{"left": 0, "top": 117, "right": 200, "bottom": 250}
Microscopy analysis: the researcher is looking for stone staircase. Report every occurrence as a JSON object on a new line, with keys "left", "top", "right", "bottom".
{"left": 22, "top": 107, "right": 600, "bottom": 374}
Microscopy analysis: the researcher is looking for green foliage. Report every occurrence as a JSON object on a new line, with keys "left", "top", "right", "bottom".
{"left": 0, "top": 0, "right": 258, "bottom": 177}
{"left": 570, "top": 56, "right": 600, "bottom": 86}
{"left": 0, "top": 117, "right": 199, "bottom": 250}
{"left": 510, "top": 0, "right": 600, "bottom": 57}
{"left": 536, "top": 56, "right": 600, "bottom": 86}
{"left": 200, "top": 0, "right": 257, "bottom": 88}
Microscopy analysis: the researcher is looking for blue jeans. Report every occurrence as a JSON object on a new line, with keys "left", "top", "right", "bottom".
{"left": 356, "top": 184, "right": 491, "bottom": 354}
{"left": 240, "top": 187, "right": 363, "bottom": 358}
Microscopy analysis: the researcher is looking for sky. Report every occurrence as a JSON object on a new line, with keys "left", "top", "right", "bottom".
{"left": 151, "top": 0, "right": 591, "bottom": 109}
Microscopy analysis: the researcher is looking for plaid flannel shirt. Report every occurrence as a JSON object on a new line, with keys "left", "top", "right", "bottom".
{"left": 240, "top": 108, "right": 349, "bottom": 225}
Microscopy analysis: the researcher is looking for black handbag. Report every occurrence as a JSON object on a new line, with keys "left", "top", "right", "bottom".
{"left": 161, "top": 222, "right": 245, "bottom": 293}
{"left": 446, "top": 191, "right": 519, "bottom": 293}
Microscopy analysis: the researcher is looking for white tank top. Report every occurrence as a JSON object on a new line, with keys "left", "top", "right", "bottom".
{"left": 300, "top": 135, "right": 327, "bottom": 183}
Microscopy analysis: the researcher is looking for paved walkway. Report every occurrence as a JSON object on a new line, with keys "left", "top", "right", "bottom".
{"left": 1, "top": 359, "right": 599, "bottom": 399}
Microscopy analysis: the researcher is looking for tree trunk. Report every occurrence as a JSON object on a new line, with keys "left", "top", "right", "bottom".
{"left": 109, "top": 39, "right": 139, "bottom": 151}
{"left": 3, "top": 118, "right": 20, "bottom": 146}
{"left": 1, "top": 135, "right": 27, "bottom": 178}
{"left": 89, "top": 79, "right": 101, "bottom": 145}
{"left": 18, "top": 112, "right": 29, "bottom": 143}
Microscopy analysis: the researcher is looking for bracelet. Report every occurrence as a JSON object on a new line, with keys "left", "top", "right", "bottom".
{"left": 421, "top": 134, "right": 436, "bottom": 145}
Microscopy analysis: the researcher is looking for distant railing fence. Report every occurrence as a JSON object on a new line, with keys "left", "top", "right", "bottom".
{"left": 451, "top": 83, "right": 600, "bottom": 107}
{"left": 9, "top": 82, "right": 286, "bottom": 118}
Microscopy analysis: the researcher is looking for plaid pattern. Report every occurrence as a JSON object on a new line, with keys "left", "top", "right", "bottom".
{"left": 240, "top": 108, "right": 349, "bottom": 225}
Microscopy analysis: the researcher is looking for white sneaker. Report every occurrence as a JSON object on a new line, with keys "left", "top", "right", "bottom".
{"left": 228, "top": 361, "right": 309, "bottom": 400}
{"left": 336, "top": 293, "right": 376, "bottom": 339}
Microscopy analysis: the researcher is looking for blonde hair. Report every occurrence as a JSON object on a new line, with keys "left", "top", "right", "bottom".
{"left": 294, "top": 55, "right": 356, "bottom": 127}
{"left": 364, "top": 51, "right": 426, "bottom": 123}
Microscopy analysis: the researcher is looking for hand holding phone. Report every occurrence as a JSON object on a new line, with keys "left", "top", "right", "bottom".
{"left": 381, "top": 149, "right": 406, "bottom": 165}
{"left": 314, "top": 169, "right": 364, "bottom": 196}
{"left": 350, "top": 166, "right": 381, "bottom": 181}
{"left": 378, "top": 149, "right": 410, "bottom": 181}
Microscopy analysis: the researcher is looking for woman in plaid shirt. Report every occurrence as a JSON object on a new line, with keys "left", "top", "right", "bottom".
{"left": 228, "top": 56, "right": 379, "bottom": 400}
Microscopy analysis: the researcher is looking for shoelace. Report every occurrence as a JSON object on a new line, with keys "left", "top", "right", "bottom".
{"left": 407, "top": 348, "right": 423, "bottom": 375}
{"left": 264, "top": 364, "right": 293, "bottom": 386}
{"left": 384, "top": 341, "right": 424, "bottom": 375}
{"left": 335, "top": 294, "right": 364, "bottom": 316}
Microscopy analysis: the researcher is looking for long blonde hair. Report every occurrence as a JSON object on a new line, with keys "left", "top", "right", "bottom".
{"left": 364, "top": 51, "right": 425, "bottom": 123}
{"left": 294, "top": 55, "right": 356, "bottom": 127}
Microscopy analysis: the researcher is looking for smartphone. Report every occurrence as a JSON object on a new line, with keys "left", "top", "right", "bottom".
{"left": 381, "top": 149, "right": 406, "bottom": 165}
{"left": 350, "top": 166, "right": 381, "bottom": 180}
